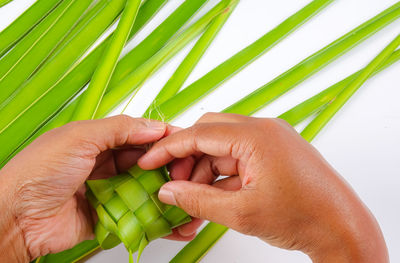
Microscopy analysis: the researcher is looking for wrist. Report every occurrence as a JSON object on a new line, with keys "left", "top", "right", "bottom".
{"left": 0, "top": 170, "right": 30, "bottom": 262}
{"left": 310, "top": 230, "right": 388, "bottom": 263}
{"left": 307, "top": 195, "right": 388, "bottom": 263}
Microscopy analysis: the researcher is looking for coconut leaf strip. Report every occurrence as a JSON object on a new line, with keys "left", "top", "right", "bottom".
{"left": 71, "top": 0, "right": 142, "bottom": 121}
{"left": 0, "top": 0, "right": 93, "bottom": 104}
{"left": 301, "top": 33, "right": 400, "bottom": 141}
{"left": 0, "top": 0, "right": 127, "bottom": 133}
{"left": 223, "top": 3, "right": 400, "bottom": 116}
{"left": 170, "top": 222, "right": 228, "bottom": 263}
{"left": 149, "top": 0, "right": 336, "bottom": 121}
{"left": 145, "top": 0, "right": 238, "bottom": 116}
{"left": 279, "top": 49, "right": 400, "bottom": 126}
{"left": 0, "top": 0, "right": 63, "bottom": 57}
{"left": 94, "top": 0, "right": 234, "bottom": 117}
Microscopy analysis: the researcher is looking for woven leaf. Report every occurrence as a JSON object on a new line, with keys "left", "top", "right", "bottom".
{"left": 86, "top": 165, "right": 191, "bottom": 254}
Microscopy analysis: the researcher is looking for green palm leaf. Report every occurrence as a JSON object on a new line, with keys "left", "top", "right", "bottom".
{"left": 149, "top": 0, "right": 336, "bottom": 121}
{"left": 0, "top": 0, "right": 63, "bottom": 56}
{"left": 280, "top": 49, "right": 400, "bottom": 126}
{"left": 0, "top": 0, "right": 126, "bottom": 133}
{"left": 0, "top": 0, "right": 93, "bottom": 104}
{"left": 145, "top": 0, "right": 239, "bottom": 114}
{"left": 71, "top": 0, "right": 142, "bottom": 121}
{"left": 301, "top": 34, "right": 400, "bottom": 141}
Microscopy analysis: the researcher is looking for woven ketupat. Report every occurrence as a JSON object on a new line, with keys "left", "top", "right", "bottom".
{"left": 86, "top": 165, "right": 191, "bottom": 254}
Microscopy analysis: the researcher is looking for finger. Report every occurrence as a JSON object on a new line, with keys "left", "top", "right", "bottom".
{"left": 162, "top": 229, "right": 196, "bottom": 241}
{"left": 76, "top": 191, "right": 96, "bottom": 241}
{"left": 213, "top": 176, "right": 242, "bottom": 191}
{"left": 173, "top": 177, "right": 242, "bottom": 237}
{"left": 139, "top": 122, "right": 252, "bottom": 172}
{"left": 196, "top": 112, "right": 252, "bottom": 124}
{"left": 190, "top": 156, "right": 218, "bottom": 184}
{"left": 190, "top": 156, "right": 239, "bottom": 184}
{"left": 91, "top": 150, "right": 116, "bottom": 177}
{"left": 89, "top": 148, "right": 145, "bottom": 180}
{"left": 158, "top": 180, "right": 240, "bottom": 226}
{"left": 164, "top": 125, "right": 182, "bottom": 136}
{"left": 175, "top": 218, "right": 204, "bottom": 237}
{"left": 50, "top": 115, "right": 167, "bottom": 159}
{"left": 113, "top": 148, "right": 145, "bottom": 173}
{"left": 168, "top": 157, "right": 196, "bottom": 181}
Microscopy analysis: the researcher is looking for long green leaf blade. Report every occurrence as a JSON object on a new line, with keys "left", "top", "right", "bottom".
{"left": 301, "top": 33, "right": 400, "bottom": 141}
{"left": 35, "top": 240, "right": 99, "bottom": 263}
{"left": 0, "top": 0, "right": 69, "bottom": 80}
{"left": 0, "top": 0, "right": 12, "bottom": 8}
{"left": 0, "top": 0, "right": 126, "bottom": 133}
{"left": 0, "top": 0, "right": 62, "bottom": 57}
{"left": 108, "top": 0, "right": 210, "bottom": 88}
{"left": 171, "top": 222, "right": 228, "bottom": 263}
{"left": 23, "top": 0, "right": 225, "bottom": 130}
{"left": 279, "top": 49, "right": 400, "bottom": 126}
{"left": 145, "top": 0, "right": 237, "bottom": 116}
{"left": 149, "top": 0, "right": 335, "bottom": 121}
{"left": 0, "top": 0, "right": 93, "bottom": 104}
{"left": 223, "top": 3, "right": 400, "bottom": 116}
{"left": 95, "top": 0, "right": 234, "bottom": 118}
{"left": 72, "top": 0, "right": 142, "bottom": 121}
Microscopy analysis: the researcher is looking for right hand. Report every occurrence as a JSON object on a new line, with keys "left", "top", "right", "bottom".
{"left": 139, "top": 113, "right": 388, "bottom": 263}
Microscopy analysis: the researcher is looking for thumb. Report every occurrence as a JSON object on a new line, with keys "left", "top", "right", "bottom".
{"left": 158, "top": 181, "right": 238, "bottom": 227}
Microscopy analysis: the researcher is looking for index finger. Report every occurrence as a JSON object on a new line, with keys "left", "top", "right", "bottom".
{"left": 138, "top": 122, "right": 253, "bottom": 170}
{"left": 31, "top": 115, "right": 167, "bottom": 161}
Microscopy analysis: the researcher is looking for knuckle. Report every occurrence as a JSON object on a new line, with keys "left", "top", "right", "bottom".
{"left": 231, "top": 137, "right": 255, "bottom": 161}
{"left": 275, "top": 118, "right": 292, "bottom": 128}
{"left": 197, "top": 112, "right": 219, "bottom": 123}
{"left": 113, "top": 115, "right": 151, "bottom": 137}
{"left": 198, "top": 112, "right": 252, "bottom": 124}
{"left": 113, "top": 114, "right": 138, "bottom": 130}
{"left": 187, "top": 124, "right": 202, "bottom": 139}
{"left": 60, "top": 120, "right": 87, "bottom": 137}
{"left": 114, "top": 114, "right": 134, "bottom": 124}
{"left": 60, "top": 121, "right": 95, "bottom": 150}
{"left": 203, "top": 112, "right": 219, "bottom": 118}
{"left": 255, "top": 118, "right": 286, "bottom": 135}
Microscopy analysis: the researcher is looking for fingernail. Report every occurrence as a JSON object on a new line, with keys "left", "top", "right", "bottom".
{"left": 147, "top": 121, "right": 166, "bottom": 131}
{"left": 158, "top": 187, "right": 177, "bottom": 205}
{"left": 178, "top": 228, "right": 195, "bottom": 237}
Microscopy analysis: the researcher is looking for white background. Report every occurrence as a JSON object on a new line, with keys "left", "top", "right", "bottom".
{"left": 1, "top": 0, "right": 399, "bottom": 262}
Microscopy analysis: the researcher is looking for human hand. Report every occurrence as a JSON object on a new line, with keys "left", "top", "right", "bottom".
{"left": 139, "top": 113, "right": 388, "bottom": 263}
{"left": 0, "top": 115, "right": 170, "bottom": 261}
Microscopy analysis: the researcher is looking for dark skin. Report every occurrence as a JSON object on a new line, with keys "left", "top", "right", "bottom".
{"left": 0, "top": 114, "right": 388, "bottom": 262}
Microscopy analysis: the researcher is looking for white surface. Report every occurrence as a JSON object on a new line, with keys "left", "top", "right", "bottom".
{"left": 1, "top": 0, "right": 400, "bottom": 262}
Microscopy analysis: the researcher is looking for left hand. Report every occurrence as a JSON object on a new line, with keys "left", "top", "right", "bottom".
{"left": 0, "top": 115, "right": 170, "bottom": 261}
